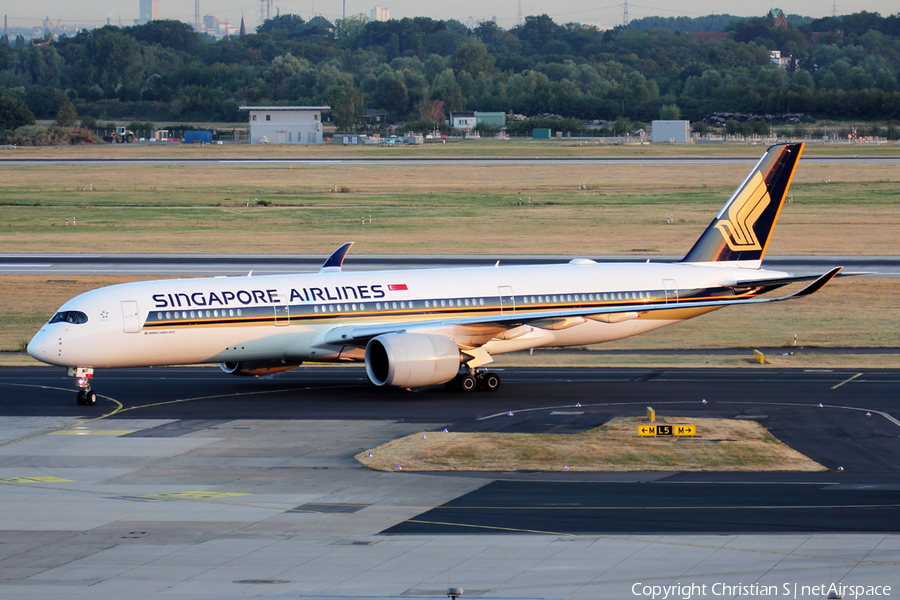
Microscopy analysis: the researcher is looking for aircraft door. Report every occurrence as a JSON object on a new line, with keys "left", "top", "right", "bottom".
{"left": 662, "top": 279, "right": 678, "bottom": 304}
{"left": 274, "top": 294, "right": 289, "bottom": 326}
{"left": 121, "top": 301, "right": 141, "bottom": 333}
{"left": 498, "top": 286, "right": 515, "bottom": 314}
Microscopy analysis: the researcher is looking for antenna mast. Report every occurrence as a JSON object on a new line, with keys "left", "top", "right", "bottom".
{"left": 517, "top": 0, "right": 522, "bottom": 26}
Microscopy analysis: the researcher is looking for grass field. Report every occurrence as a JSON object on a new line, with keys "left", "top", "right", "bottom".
{"left": 1, "top": 155, "right": 898, "bottom": 255}
{"left": 355, "top": 416, "right": 826, "bottom": 472}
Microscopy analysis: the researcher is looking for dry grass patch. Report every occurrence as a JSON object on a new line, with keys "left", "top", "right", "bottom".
{"left": 1, "top": 158, "right": 898, "bottom": 255}
{"left": 355, "top": 416, "right": 826, "bottom": 472}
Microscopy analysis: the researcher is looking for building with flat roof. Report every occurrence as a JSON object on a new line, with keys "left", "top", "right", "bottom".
{"left": 651, "top": 120, "right": 690, "bottom": 143}
{"left": 140, "top": 0, "right": 160, "bottom": 24}
{"left": 240, "top": 106, "right": 330, "bottom": 144}
{"left": 371, "top": 6, "right": 390, "bottom": 22}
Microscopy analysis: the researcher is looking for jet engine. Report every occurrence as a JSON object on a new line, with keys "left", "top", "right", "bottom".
{"left": 365, "top": 333, "right": 461, "bottom": 388}
{"left": 219, "top": 360, "right": 302, "bottom": 376}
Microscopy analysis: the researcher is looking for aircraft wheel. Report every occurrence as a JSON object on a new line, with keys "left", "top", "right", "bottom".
{"left": 84, "top": 391, "right": 97, "bottom": 405}
{"left": 482, "top": 373, "right": 501, "bottom": 392}
{"left": 76, "top": 390, "right": 87, "bottom": 405}
{"left": 459, "top": 374, "right": 477, "bottom": 393}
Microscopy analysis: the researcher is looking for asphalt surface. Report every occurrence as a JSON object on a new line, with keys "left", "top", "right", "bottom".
{"left": 3, "top": 365, "right": 898, "bottom": 535}
{"left": 2, "top": 156, "right": 899, "bottom": 166}
{"left": 1, "top": 253, "right": 897, "bottom": 276}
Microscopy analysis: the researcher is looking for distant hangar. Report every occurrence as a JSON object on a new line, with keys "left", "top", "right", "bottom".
{"left": 240, "top": 106, "right": 329, "bottom": 144}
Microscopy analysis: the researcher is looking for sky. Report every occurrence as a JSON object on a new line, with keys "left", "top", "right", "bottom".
{"left": 5, "top": 1, "right": 898, "bottom": 32}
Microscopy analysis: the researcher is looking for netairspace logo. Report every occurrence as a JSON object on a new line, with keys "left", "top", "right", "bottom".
{"left": 631, "top": 582, "right": 892, "bottom": 599}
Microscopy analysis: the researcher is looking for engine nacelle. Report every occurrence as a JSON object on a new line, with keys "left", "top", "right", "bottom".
{"left": 219, "top": 360, "right": 302, "bottom": 376}
{"left": 365, "top": 333, "right": 461, "bottom": 388}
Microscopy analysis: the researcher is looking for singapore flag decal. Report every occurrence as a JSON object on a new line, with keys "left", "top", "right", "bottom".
{"left": 388, "top": 283, "right": 410, "bottom": 297}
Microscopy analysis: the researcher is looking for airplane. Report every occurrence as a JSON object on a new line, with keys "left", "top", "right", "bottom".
{"left": 28, "top": 142, "right": 843, "bottom": 405}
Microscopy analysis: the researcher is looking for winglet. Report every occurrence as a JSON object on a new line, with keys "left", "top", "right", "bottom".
{"left": 320, "top": 242, "right": 354, "bottom": 273}
{"left": 789, "top": 266, "right": 842, "bottom": 298}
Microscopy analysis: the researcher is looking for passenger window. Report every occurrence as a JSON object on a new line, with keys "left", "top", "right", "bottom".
{"left": 479, "top": 299, "right": 484, "bottom": 305}
{"left": 157, "top": 312, "right": 163, "bottom": 320}
{"left": 314, "top": 306, "right": 319, "bottom": 313}
{"left": 465, "top": 299, "right": 471, "bottom": 306}
{"left": 359, "top": 303, "right": 365, "bottom": 310}
{"left": 441, "top": 300, "right": 446, "bottom": 307}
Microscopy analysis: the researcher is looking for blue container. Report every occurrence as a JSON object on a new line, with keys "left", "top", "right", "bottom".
{"left": 184, "top": 130, "right": 213, "bottom": 144}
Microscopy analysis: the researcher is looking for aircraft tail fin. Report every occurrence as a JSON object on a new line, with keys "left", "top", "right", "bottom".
{"left": 681, "top": 143, "right": 804, "bottom": 268}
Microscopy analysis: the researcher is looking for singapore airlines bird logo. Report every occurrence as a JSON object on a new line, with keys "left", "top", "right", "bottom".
{"left": 715, "top": 171, "right": 770, "bottom": 252}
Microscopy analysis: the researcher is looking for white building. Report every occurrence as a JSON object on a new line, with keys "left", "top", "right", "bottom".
{"left": 240, "top": 106, "right": 330, "bottom": 144}
{"left": 139, "top": 0, "right": 160, "bottom": 24}
{"left": 371, "top": 6, "right": 390, "bottom": 21}
{"left": 651, "top": 120, "right": 690, "bottom": 143}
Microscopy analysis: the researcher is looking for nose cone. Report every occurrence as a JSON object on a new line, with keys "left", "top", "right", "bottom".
{"left": 27, "top": 329, "right": 56, "bottom": 365}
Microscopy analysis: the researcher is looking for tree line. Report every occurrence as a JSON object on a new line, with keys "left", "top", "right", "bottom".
{"left": 1, "top": 10, "right": 899, "bottom": 136}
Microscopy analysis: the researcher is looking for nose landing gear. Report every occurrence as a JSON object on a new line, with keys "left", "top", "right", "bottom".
{"left": 68, "top": 367, "right": 97, "bottom": 406}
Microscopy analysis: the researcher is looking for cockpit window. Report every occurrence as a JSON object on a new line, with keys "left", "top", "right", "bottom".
{"left": 49, "top": 311, "right": 88, "bottom": 324}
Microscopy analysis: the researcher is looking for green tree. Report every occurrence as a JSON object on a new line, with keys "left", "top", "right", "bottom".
{"left": 55, "top": 103, "right": 78, "bottom": 127}
{"left": 325, "top": 85, "right": 365, "bottom": 130}
{"left": 659, "top": 104, "right": 681, "bottom": 119}
{"left": 74, "top": 26, "right": 143, "bottom": 89}
{"left": 336, "top": 14, "right": 369, "bottom": 45}
{"left": 451, "top": 40, "right": 495, "bottom": 75}
{"left": 430, "top": 68, "right": 464, "bottom": 112}
{"left": 613, "top": 116, "right": 633, "bottom": 135}
{"left": 257, "top": 14, "right": 306, "bottom": 35}
{"left": 374, "top": 74, "right": 408, "bottom": 115}
{"left": 129, "top": 19, "right": 201, "bottom": 54}
{"left": 0, "top": 96, "right": 36, "bottom": 131}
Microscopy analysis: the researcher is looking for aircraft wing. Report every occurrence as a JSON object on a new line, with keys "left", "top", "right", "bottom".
{"left": 323, "top": 267, "right": 842, "bottom": 347}
{"left": 724, "top": 268, "right": 865, "bottom": 290}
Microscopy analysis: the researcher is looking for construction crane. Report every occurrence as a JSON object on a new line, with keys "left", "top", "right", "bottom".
{"left": 33, "top": 19, "right": 62, "bottom": 46}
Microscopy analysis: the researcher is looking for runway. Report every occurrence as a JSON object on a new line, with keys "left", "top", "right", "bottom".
{"left": 1, "top": 253, "right": 898, "bottom": 276}
{"left": 2, "top": 365, "right": 898, "bottom": 597}
{"left": 2, "top": 155, "right": 900, "bottom": 166}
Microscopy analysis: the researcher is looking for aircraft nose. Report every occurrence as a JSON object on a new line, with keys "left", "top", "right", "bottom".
{"left": 27, "top": 329, "right": 54, "bottom": 363}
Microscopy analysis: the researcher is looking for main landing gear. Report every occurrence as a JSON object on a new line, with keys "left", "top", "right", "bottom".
{"left": 68, "top": 367, "right": 97, "bottom": 406}
{"left": 445, "top": 369, "right": 501, "bottom": 393}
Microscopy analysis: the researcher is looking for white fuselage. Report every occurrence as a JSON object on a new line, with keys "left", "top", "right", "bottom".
{"left": 27, "top": 261, "right": 783, "bottom": 369}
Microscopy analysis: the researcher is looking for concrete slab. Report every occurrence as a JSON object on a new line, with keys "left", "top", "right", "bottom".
{"left": 1, "top": 416, "right": 898, "bottom": 599}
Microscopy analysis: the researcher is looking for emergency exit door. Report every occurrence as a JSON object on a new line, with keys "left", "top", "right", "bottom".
{"left": 121, "top": 301, "right": 141, "bottom": 333}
